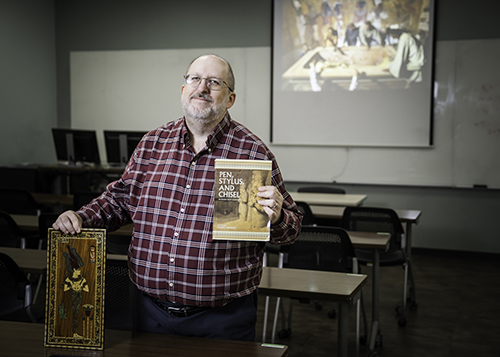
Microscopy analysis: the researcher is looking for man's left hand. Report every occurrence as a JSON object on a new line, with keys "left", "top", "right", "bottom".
{"left": 257, "top": 186, "right": 283, "bottom": 225}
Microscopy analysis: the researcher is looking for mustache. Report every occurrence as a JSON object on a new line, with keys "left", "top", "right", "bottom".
{"left": 190, "top": 92, "right": 213, "bottom": 102}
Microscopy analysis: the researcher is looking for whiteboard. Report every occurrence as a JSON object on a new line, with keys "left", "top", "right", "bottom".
{"left": 70, "top": 40, "right": 500, "bottom": 188}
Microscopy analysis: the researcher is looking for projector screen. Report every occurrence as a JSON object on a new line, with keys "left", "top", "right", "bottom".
{"left": 272, "top": 0, "right": 435, "bottom": 147}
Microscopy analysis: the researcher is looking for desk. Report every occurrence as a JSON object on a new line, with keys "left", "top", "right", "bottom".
{"left": 0, "top": 247, "right": 366, "bottom": 357}
{"left": 0, "top": 247, "right": 47, "bottom": 275}
{"left": 32, "top": 192, "right": 73, "bottom": 207}
{"left": 0, "top": 321, "right": 288, "bottom": 357}
{"left": 260, "top": 267, "right": 367, "bottom": 357}
{"left": 289, "top": 192, "right": 367, "bottom": 207}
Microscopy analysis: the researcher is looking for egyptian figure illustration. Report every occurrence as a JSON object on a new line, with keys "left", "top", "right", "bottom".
{"left": 238, "top": 170, "right": 269, "bottom": 230}
{"left": 62, "top": 245, "right": 89, "bottom": 338}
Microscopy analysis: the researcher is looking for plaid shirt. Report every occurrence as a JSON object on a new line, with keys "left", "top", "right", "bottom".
{"left": 78, "top": 114, "right": 302, "bottom": 307}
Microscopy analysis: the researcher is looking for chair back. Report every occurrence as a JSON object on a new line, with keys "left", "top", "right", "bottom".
{"left": 0, "top": 211, "right": 25, "bottom": 248}
{"left": 105, "top": 259, "right": 132, "bottom": 330}
{"left": 0, "top": 188, "right": 40, "bottom": 216}
{"left": 0, "top": 252, "right": 34, "bottom": 318}
{"left": 38, "top": 213, "right": 60, "bottom": 250}
{"left": 281, "top": 226, "right": 357, "bottom": 274}
{"left": 295, "top": 201, "right": 316, "bottom": 226}
{"left": 341, "top": 206, "right": 405, "bottom": 253}
{"left": 297, "top": 186, "right": 346, "bottom": 194}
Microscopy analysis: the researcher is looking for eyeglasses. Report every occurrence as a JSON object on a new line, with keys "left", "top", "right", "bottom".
{"left": 183, "top": 74, "right": 233, "bottom": 92}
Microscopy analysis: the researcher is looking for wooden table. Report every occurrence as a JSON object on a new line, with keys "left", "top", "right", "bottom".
{"left": 0, "top": 320, "right": 288, "bottom": 357}
{"left": 260, "top": 267, "right": 367, "bottom": 357}
{"left": 289, "top": 192, "right": 367, "bottom": 207}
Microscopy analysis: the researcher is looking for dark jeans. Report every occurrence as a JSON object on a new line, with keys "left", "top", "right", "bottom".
{"left": 132, "top": 286, "right": 258, "bottom": 341}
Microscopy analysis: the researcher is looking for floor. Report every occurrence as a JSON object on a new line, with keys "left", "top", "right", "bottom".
{"left": 7, "top": 250, "right": 500, "bottom": 357}
{"left": 256, "top": 250, "right": 500, "bottom": 357}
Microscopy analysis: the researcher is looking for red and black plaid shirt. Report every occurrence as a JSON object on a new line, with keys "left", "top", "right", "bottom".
{"left": 78, "top": 114, "right": 302, "bottom": 307}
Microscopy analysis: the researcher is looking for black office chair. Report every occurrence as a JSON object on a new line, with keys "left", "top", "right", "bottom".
{"left": 105, "top": 259, "right": 133, "bottom": 330}
{"left": 270, "top": 226, "right": 367, "bottom": 348}
{"left": 297, "top": 186, "right": 345, "bottom": 226}
{"left": 341, "top": 207, "right": 417, "bottom": 327}
{"left": 0, "top": 252, "right": 38, "bottom": 323}
{"left": 0, "top": 188, "right": 41, "bottom": 216}
{"left": 297, "top": 185, "right": 346, "bottom": 194}
{"left": 294, "top": 201, "right": 316, "bottom": 226}
{"left": 0, "top": 211, "right": 27, "bottom": 248}
{"left": 38, "top": 213, "right": 60, "bottom": 250}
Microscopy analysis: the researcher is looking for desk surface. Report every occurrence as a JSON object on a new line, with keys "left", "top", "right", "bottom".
{"left": 310, "top": 205, "right": 421, "bottom": 223}
{"left": 0, "top": 321, "right": 288, "bottom": 357}
{"left": 289, "top": 192, "right": 366, "bottom": 207}
{"left": 260, "top": 266, "right": 367, "bottom": 302}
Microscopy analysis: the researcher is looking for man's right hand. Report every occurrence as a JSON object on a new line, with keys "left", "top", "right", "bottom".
{"left": 52, "top": 210, "right": 83, "bottom": 235}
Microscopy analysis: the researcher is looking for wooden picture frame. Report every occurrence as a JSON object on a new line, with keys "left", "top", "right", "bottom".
{"left": 44, "top": 228, "right": 106, "bottom": 350}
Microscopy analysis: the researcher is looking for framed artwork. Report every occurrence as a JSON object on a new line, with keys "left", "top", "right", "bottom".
{"left": 44, "top": 228, "right": 106, "bottom": 350}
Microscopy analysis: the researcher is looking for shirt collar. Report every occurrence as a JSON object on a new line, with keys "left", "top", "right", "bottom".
{"left": 180, "top": 113, "right": 232, "bottom": 151}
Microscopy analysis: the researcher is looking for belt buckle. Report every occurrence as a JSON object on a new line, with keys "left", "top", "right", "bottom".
{"left": 167, "top": 306, "right": 188, "bottom": 317}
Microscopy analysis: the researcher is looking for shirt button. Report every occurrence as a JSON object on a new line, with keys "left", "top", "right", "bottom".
{"left": 169, "top": 283, "right": 174, "bottom": 287}
{"left": 191, "top": 161, "right": 196, "bottom": 166}
{"left": 174, "top": 232, "right": 179, "bottom": 237}
{"left": 208, "top": 148, "right": 212, "bottom": 153}
{"left": 180, "top": 208, "right": 185, "bottom": 213}
{"left": 186, "top": 185, "right": 191, "bottom": 189}
{"left": 170, "top": 258, "right": 175, "bottom": 263}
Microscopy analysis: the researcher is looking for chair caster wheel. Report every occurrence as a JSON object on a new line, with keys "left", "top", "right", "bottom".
{"left": 278, "top": 328, "right": 291, "bottom": 339}
{"left": 327, "top": 309, "right": 337, "bottom": 319}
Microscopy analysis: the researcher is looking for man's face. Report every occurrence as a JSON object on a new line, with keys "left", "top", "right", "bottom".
{"left": 181, "top": 55, "right": 236, "bottom": 123}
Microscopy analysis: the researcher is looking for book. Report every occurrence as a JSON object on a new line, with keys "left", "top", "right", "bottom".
{"left": 213, "top": 159, "right": 272, "bottom": 241}
{"left": 45, "top": 228, "right": 106, "bottom": 350}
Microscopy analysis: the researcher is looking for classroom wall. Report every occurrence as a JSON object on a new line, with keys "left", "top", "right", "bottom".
{"left": 2, "top": 0, "right": 500, "bottom": 253}
{"left": 0, "top": 0, "right": 57, "bottom": 165}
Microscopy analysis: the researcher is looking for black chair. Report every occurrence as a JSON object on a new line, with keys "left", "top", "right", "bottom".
{"left": 0, "top": 188, "right": 41, "bottom": 216}
{"left": 270, "top": 226, "right": 367, "bottom": 349}
{"left": 0, "top": 211, "right": 27, "bottom": 248}
{"left": 297, "top": 186, "right": 345, "bottom": 226}
{"left": 104, "top": 259, "right": 133, "bottom": 330}
{"left": 297, "top": 185, "right": 346, "bottom": 194}
{"left": 0, "top": 252, "right": 38, "bottom": 323}
{"left": 341, "top": 207, "right": 417, "bottom": 327}
{"left": 294, "top": 201, "right": 316, "bottom": 226}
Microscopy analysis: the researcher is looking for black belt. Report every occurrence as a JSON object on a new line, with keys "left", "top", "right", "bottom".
{"left": 149, "top": 295, "right": 210, "bottom": 317}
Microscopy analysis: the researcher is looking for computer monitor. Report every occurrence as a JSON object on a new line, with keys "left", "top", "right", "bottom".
{"left": 52, "top": 128, "right": 101, "bottom": 166}
{"left": 104, "top": 130, "right": 147, "bottom": 167}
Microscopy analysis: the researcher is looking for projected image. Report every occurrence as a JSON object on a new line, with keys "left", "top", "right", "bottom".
{"left": 278, "top": 0, "right": 432, "bottom": 92}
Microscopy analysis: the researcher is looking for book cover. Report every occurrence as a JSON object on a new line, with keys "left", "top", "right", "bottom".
{"left": 213, "top": 159, "right": 272, "bottom": 241}
{"left": 45, "top": 228, "right": 106, "bottom": 350}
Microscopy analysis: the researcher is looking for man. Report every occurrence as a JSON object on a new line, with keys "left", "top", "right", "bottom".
{"left": 386, "top": 28, "right": 425, "bottom": 87}
{"left": 53, "top": 54, "right": 302, "bottom": 341}
{"left": 359, "top": 20, "right": 383, "bottom": 48}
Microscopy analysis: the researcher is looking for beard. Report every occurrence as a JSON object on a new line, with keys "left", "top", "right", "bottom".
{"left": 181, "top": 92, "right": 228, "bottom": 123}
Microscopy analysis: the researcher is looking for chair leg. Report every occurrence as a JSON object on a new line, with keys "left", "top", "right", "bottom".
{"left": 271, "top": 297, "right": 282, "bottom": 344}
{"left": 262, "top": 295, "right": 270, "bottom": 342}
